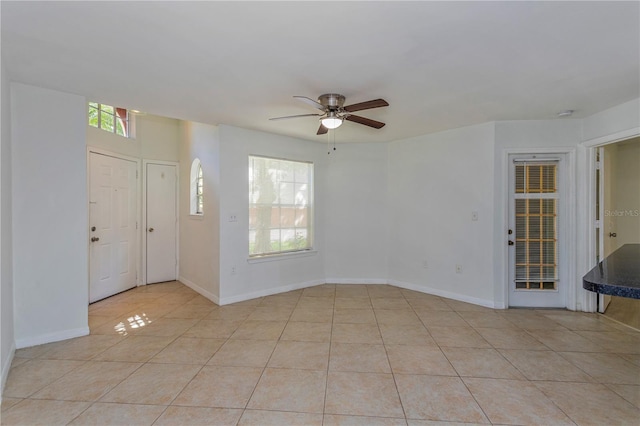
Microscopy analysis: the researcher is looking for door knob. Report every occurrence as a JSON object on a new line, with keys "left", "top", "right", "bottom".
{"left": 91, "top": 237, "right": 100, "bottom": 242}
{"left": 609, "top": 232, "right": 617, "bottom": 238}
{"left": 148, "top": 227, "right": 154, "bottom": 232}
{"left": 508, "top": 240, "right": 514, "bottom": 246}
{"left": 91, "top": 226, "right": 96, "bottom": 232}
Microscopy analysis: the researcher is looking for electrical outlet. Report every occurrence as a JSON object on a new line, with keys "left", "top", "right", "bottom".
{"left": 472, "top": 211, "right": 478, "bottom": 221}
{"left": 231, "top": 266, "right": 237, "bottom": 275}
{"left": 229, "top": 213, "right": 237, "bottom": 222}
{"left": 455, "top": 264, "right": 463, "bottom": 274}
{"left": 423, "top": 260, "right": 429, "bottom": 269}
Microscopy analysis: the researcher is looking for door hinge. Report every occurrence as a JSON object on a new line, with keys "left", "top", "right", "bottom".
{"left": 595, "top": 161, "right": 601, "bottom": 170}
{"left": 136, "top": 221, "right": 138, "bottom": 230}
{"left": 595, "top": 220, "right": 600, "bottom": 228}
{"left": 136, "top": 170, "right": 139, "bottom": 178}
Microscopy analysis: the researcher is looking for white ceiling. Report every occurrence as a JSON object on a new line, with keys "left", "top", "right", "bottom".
{"left": 2, "top": 1, "right": 638, "bottom": 143}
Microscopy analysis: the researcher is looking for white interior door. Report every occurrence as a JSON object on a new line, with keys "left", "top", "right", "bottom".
{"left": 89, "top": 152, "right": 138, "bottom": 303}
{"left": 508, "top": 155, "right": 567, "bottom": 308}
{"left": 146, "top": 163, "right": 177, "bottom": 284}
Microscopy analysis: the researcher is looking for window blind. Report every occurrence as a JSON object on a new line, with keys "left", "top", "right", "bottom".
{"left": 514, "top": 163, "right": 558, "bottom": 290}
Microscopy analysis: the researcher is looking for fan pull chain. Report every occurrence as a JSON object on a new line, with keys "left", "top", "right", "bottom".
{"left": 328, "top": 128, "right": 337, "bottom": 155}
{"left": 327, "top": 130, "right": 331, "bottom": 155}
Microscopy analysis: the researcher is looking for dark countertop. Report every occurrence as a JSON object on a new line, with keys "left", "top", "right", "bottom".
{"left": 583, "top": 244, "right": 640, "bottom": 299}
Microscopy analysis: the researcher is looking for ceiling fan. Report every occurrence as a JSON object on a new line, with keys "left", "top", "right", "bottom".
{"left": 270, "top": 94, "right": 389, "bottom": 135}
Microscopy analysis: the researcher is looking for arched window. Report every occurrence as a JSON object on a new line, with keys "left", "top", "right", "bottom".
{"left": 190, "top": 158, "right": 203, "bottom": 215}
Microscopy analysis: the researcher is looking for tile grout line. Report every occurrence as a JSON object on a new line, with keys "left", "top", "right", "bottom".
{"left": 236, "top": 290, "right": 303, "bottom": 422}
{"left": 413, "top": 293, "right": 499, "bottom": 425}
{"left": 105, "top": 289, "right": 204, "bottom": 425}
{"left": 378, "top": 290, "right": 410, "bottom": 424}
{"left": 105, "top": 287, "right": 214, "bottom": 423}
{"left": 65, "top": 286, "right": 196, "bottom": 425}
{"left": 5, "top": 282, "right": 640, "bottom": 425}
{"left": 321, "top": 286, "right": 336, "bottom": 424}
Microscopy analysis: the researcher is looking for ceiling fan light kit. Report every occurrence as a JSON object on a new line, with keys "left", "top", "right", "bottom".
{"left": 321, "top": 111, "right": 343, "bottom": 129}
{"left": 270, "top": 93, "right": 389, "bottom": 136}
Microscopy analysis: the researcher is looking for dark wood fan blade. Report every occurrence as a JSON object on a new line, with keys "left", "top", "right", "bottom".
{"left": 343, "top": 98, "right": 389, "bottom": 112}
{"left": 345, "top": 115, "right": 386, "bottom": 129}
{"left": 269, "top": 113, "right": 321, "bottom": 121}
{"left": 317, "top": 124, "right": 328, "bottom": 135}
{"left": 294, "top": 96, "right": 325, "bottom": 111}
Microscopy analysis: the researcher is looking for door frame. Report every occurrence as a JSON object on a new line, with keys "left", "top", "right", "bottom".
{"left": 596, "top": 146, "right": 612, "bottom": 313}
{"left": 507, "top": 154, "right": 568, "bottom": 308}
{"left": 499, "top": 147, "right": 576, "bottom": 309}
{"left": 581, "top": 127, "right": 640, "bottom": 312}
{"left": 86, "top": 147, "right": 142, "bottom": 301}
{"left": 142, "top": 159, "right": 179, "bottom": 285}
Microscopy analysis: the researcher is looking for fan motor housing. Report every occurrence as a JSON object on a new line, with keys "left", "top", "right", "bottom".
{"left": 318, "top": 94, "right": 345, "bottom": 109}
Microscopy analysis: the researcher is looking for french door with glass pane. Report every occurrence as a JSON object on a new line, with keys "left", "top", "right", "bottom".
{"left": 508, "top": 156, "right": 566, "bottom": 307}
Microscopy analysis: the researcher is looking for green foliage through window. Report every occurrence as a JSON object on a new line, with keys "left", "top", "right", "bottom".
{"left": 249, "top": 156, "right": 313, "bottom": 256}
{"left": 88, "top": 102, "right": 129, "bottom": 137}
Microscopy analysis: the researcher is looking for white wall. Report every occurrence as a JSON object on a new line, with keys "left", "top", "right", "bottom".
{"left": 11, "top": 83, "right": 89, "bottom": 348}
{"left": 388, "top": 123, "right": 497, "bottom": 306}
{"left": 324, "top": 143, "right": 389, "bottom": 283}
{"left": 87, "top": 113, "right": 180, "bottom": 162}
{"left": 493, "top": 119, "right": 583, "bottom": 308}
{"left": 0, "top": 83, "right": 636, "bottom": 374}
{"left": 217, "top": 125, "right": 326, "bottom": 303}
{"left": 582, "top": 98, "right": 640, "bottom": 143}
{"left": 1, "top": 62, "right": 15, "bottom": 395}
{"left": 178, "top": 121, "right": 221, "bottom": 301}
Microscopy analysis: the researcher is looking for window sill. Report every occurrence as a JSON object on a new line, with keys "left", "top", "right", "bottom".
{"left": 189, "top": 214, "right": 204, "bottom": 221}
{"left": 247, "top": 250, "right": 317, "bottom": 264}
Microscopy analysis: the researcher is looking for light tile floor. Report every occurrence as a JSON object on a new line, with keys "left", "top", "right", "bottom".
{"left": 2, "top": 282, "right": 639, "bottom": 425}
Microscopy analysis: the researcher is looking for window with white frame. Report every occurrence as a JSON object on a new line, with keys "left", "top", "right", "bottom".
{"left": 249, "top": 156, "right": 313, "bottom": 256}
{"left": 190, "top": 158, "right": 204, "bottom": 215}
{"left": 88, "top": 102, "right": 130, "bottom": 137}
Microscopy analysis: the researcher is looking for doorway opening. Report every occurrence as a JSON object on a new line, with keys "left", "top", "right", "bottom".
{"left": 594, "top": 137, "right": 640, "bottom": 328}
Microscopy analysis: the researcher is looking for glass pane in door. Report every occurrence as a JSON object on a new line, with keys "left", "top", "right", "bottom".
{"left": 514, "top": 163, "right": 558, "bottom": 291}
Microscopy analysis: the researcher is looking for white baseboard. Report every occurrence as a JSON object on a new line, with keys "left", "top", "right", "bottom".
{"left": 15, "top": 326, "right": 89, "bottom": 350}
{"left": 326, "top": 278, "right": 388, "bottom": 285}
{"left": 219, "top": 279, "right": 326, "bottom": 305}
{"left": 178, "top": 275, "right": 497, "bottom": 310}
{"left": 389, "top": 279, "right": 497, "bottom": 309}
{"left": 178, "top": 276, "right": 220, "bottom": 305}
{"left": 1, "top": 341, "right": 16, "bottom": 400}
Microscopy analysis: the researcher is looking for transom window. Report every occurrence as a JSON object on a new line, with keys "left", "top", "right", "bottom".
{"left": 249, "top": 155, "right": 313, "bottom": 256}
{"left": 88, "top": 102, "right": 129, "bottom": 137}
